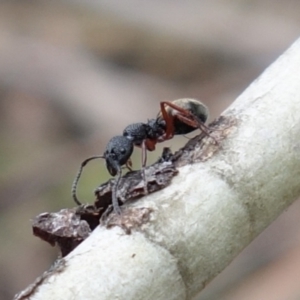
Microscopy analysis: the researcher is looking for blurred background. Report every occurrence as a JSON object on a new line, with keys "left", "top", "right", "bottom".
{"left": 1, "top": 0, "right": 300, "bottom": 299}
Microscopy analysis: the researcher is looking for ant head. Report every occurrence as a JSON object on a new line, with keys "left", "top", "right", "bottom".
{"left": 71, "top": 136, "right": 133, "bottom": 207}
{"left": 104, "top": 136, "right": 133, "bottom": 176}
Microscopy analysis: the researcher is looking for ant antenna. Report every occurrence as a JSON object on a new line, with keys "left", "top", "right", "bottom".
{"left": 72, "top": 155, "right": 104, "bottom": 206}
{"left": 112, "top": 166, "right": 122, "bottom": 214}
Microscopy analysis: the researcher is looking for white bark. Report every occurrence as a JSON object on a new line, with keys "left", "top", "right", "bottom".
{"left": 18, "top": 38, "right": 300, "bottom": 300}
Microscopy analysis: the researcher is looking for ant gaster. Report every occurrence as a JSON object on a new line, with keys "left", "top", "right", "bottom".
{"left": 158, "top": 98, "right": 210, "bottom": 137}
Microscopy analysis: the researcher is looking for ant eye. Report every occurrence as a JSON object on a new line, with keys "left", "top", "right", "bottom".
{"left": 120, "top": 148, "right": 126, "bottom": 154}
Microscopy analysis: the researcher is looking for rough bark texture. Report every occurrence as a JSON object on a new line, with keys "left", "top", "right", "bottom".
{"left": 15, "top": 38, "right": 300, "bottom": 300}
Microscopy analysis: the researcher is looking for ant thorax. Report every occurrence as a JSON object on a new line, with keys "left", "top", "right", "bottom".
{"left": 146, "top": 118, "right": 166, "bottom": 140}
{"left": 123, "top": 123, "right": 149, "bottom": 145}
{"left": 123, "top": 119, "right": 166, "bottom": 146}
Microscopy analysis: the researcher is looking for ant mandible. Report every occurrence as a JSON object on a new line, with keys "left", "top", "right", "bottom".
{"left": 72, "top": 98, "right": 213, "bottom": 215}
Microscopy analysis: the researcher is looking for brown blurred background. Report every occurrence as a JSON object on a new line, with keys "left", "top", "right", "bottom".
{"left": 1, "top": 1, "right": 300, "bottom": 299}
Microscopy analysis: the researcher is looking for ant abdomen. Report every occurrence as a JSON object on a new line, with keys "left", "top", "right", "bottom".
{"left": 158, "top": 98, "right": 209, "bottom": 136}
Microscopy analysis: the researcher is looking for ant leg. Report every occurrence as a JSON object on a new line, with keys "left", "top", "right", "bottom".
{"left": 112, "top": 167, "right": 122, "bottom": 215}
{"left": 72, "top": 155, "right": 104, "bottom": 206}
{"left": 176, "top": 114, "right": 218, "bottom": 144}
{"left": 145, "top": 139, "right": 157, "bottom": 151}
{"left": 126, "top": 159, "right": 133, "bottom": 171}
{"left": 100, "top": 204, "right": 113, "bottom": 225}
{"left": 141, "top": 140, "right": 148, "bottom": 168}
{"left": 160, "top": 102, "right": 175, "bottom": 140}
{"left": 140, "top": 139, "right": 157, "bottom": 194}
{"left": 175, "top": 113, "right": 207, "bottom": 133}
{"left": 141, "top": 140, "right": 148, "bottom": 195}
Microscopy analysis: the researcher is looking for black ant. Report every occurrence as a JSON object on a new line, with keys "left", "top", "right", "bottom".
{"left": 72, "top": 98, "right": 214, "bottom": 215}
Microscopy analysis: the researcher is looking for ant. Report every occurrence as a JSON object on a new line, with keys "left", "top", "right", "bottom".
{"left": 72, "top": 98, "right": 214, "bottom": 215}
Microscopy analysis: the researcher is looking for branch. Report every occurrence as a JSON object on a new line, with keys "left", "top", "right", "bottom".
{"left": 15, "top": 38, "right": 300, "bottom": 300}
